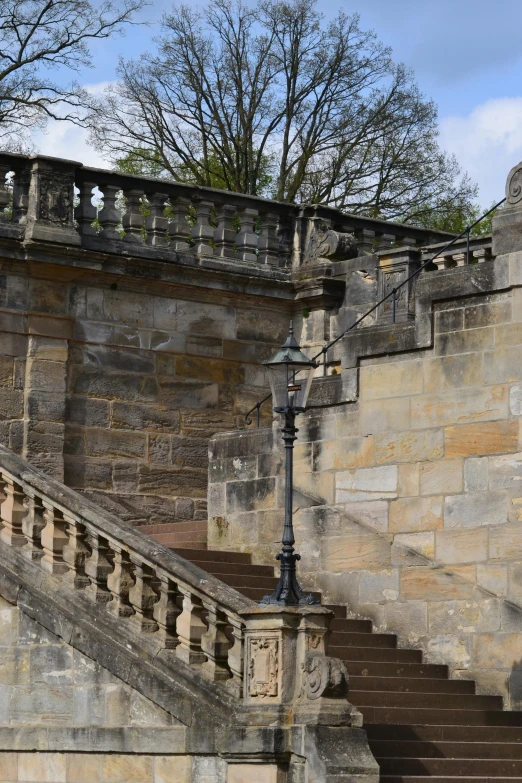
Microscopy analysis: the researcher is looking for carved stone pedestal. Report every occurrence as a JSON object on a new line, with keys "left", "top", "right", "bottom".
{"left": 493, "top": 161, "right": 522, "bottom": 256}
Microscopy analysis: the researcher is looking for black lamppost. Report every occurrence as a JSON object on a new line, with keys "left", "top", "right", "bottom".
{"left": 260, "top": 322, "right": 320, "bottom": 606}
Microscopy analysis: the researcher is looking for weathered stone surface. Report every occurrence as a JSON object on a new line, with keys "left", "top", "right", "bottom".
{"left": 323, "top": 535, "right": 391, "bottom": 570}
{"left": 314, "top": 436, "right": 374, "bottom": 472}
{"left": 401, "top": 567, "right": 476, "bottom": 600}
{"left": 464, "top": 457, "right": 489, "bottom": 492}
{"left": 411, "top": 386, "right": 508, "bottom": 429}
{"left": 436, "top": 326, "right": 494, "bottom": 356}
{"left": 336, "top": 465, "right": 397, "bottom": 503}
{"left": 359, "top": 398, "right": 410, "bottom": 434}
{"left": 435, "top": 527, "right": 488, "bottom": 564}
{"left": 424, "top": 354, "right": 482, "bottom": 392}
{"left": 419, "top": 459, "right": 463, "bottom": 495}
{"left": 375, "top": 429, "right": 444, "bottom": 465}
{"left": 84, "top": 429, "right": 147, "bottom": 460}
{"left": 359, "top": 360, "right": 423, "bottom": 400}
{"left": 444, "top": 491, "right": 508, "bottom": 528}
{"left": 389, "top": 496, "right": 443, "bottom": 533}
{"left": 444, "top": 421, "right": 519, "bottom": 458}
{"left": 341, "top": 501, "right": 389, "bottom": 533}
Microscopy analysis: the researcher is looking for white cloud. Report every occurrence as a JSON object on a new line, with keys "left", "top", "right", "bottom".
{"left": 439, "top": 97, "right": 522, "bottom": 206}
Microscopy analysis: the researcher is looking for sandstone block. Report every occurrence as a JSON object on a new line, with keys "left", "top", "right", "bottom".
{"left": 435, "top": 527, "right": 488, "bottom": 564}
{"left": 158, "top": 380, "right": 219, "bottom": 409}
{"left": 81, "top": 345, "right": 155, "bottom": 374}
{"left": 210, "top": 456, "right": 257, "bottom": 483}
{"left": 425, "top": 635, "right": 471, "bottom": 668}
{"left": 419, "top": 459, "right": 463, "bottom": 495}
{"left": 398, "top": 463, "right": 420, "bottom": 497}
{"left": 226, "top": 478, "right": 276, "bottom": 513}
{"left": 444, "top": 491, "right": 508, "bottom": 528}
{"left": 292, "top": 470, "right": 334, "bottom": 506}
{"left": 411, "top": 386, "right": 509, "bottom": 429}
{"left": 84, "top": 429, "right": 146, "bottom": 459}
{"left": 27, "top": 336, "right": 68, "bottom": 363}
{"left": 314, "top": 436, "right": 374, "bottom": 472}
{"left": 0, "top": 389, "right": 24, "bottom": 421}
{"left": 384, "top": 601, "right": 428, "bottom": 643}
{"left": 18, "top": 752, "right": 67, "bottom": 782}
{"left": 26, "top": 391, "right": 66, "bottom": 423}
{"left": 510, "top": 382, "right": 522, "bottom": 415}
{"left": 359, "top": 360, "right": 423, "bottom": 400}
{"left": 323, "top": 535, "right": 391, "bottom": 570}
{"left": 489, "top": 452, "right": 522, "bottom": 489}
{"left": 25, "top": 358, "right": 66, "bottom": 393}
{"left": 473, "top": 633, "right": 522, "bottom": 669}
{"left": 103, "top": 289, "right": 154, "bottom": 327}
{"left": 0, "top": 752, "right": 17, "bottom": 781}
{"left": 30, "top": 645, "right": 73, "bottom": 685}
{"left": 424, "top": 354, "right": 482, "bottom": 392}
{"left": 484, "top": 345, "right": 522, "bottom": 385}
{"left": 137, "top": 467, "right": 207, "bottom": 497}
{"left": 0, "top": 647, "right": 30, "bottom": 685}
{"left": 391, "top": 531, "right": 434, "bottom": 565}
{"left": 154, "top": 755, "right": 191, "bottom": 783}
{"left": 341, "top": 501, "right": 389, "bottom": 533}
{"left": 508, "top": 561, "right": 522, "bottom": 597}
{"left": 477, "top": 563, "right": 508, "bottom": 596}
{"left": 428, "top": 599, "right": 500, "bottom": 636}
{"left": 12, "top": 684, "right": 73, "bottom": 724}
{"left": 464, "top": 457, "right": 488, "bottom": 492}
{"left": 389, "top": 496, "right": 443, "bottom": 533}
{"left": 359, "top": 398, "right": 410, "bottom": 434}
{"left": 0, "top": 357, "right": 13, "bottom": 387}
{"left": 150, "top": 331, "right": 187, "bottom": 354}
{"left": 490, "top": 523, "right": 522, "bottom": 560}
{"left": 436, "top": 326, "right": 494, "bottom": 356}
{"left": 29, "top": 278, "right": 68, "bottom": 313}
{"left": 102, "top": 754, "right": 153, "bottom": 783}
{"left": 66, "top": 753, "right": 103, "bottom": 782}
{"left": 228, "top": 764, "right": 281, "bottom": 783}
{"left": 435, "top": 308, "right": 463, "bottom": 334}
{"left": 494, "top": 322, "right": 522, "bottom": 347}
{"left": 153, "top": 297, "right": 177, "bottom": 329}
{"left": 401, "top": 566, "right": 476, "bottom": 600}
{"left": 236, "top": 309, "right": 289, "bottom": 343}
{"left": 445, "top": 421, "right": 518, "bottom": 458}
{"left": 64, "top": 458, "right": 113, "bottom": 490}
{"left": 175, "top": 356, "right": 244, "bottom": 385}
{"left": 464, "top": 300, "right": 511, "bottom": 329}
{"left": 375, "top": 429, "right": 444, "bottom": 465}
{"left": 360, "top": 569, "right": 399, "bottom": 603}
{"left": 208, "top": 483, "right": 225, "bottom": 517}
{"left": 177, "top": 301, "right": 236, "bottom": 339}
{"left": 72, "top": 368, "right": 157, "bottom": 402}
{"left": 186, "top": 334, "right": 223, "bottom": 358}
{"left": 112, "top": 402, "right": 180, "bottom": 433}
{"left": 171, "top": 436, "right": 208, "bottom": 469}
{"left": 67, "top": 397, "right": 110, "bottom": 428}
{"left": 336, "top": 465, "right": 398, "bottom": 503}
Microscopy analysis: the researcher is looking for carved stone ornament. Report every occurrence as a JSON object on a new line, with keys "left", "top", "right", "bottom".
{"left": 308, "top": 223, "right": 358, "bottom": 263}
{"left": 301, "top": 654, "right": 349, "bottom": 701}
{"left": 37, "top": 172, "right": 74, "bottom": 225}
{"left": 247, "top": 637, "right": 279, "bottom": 698}
{"left": 506, "top": 162, "right": 522, "bottom": 206}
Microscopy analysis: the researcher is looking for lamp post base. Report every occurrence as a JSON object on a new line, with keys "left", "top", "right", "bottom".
{"left": 260, "top": 551, "right": 319, "bottom": 606}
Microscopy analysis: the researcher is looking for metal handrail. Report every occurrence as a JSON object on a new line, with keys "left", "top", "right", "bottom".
{"left": 245, "top": 198, "right": 505, "bottom": 426}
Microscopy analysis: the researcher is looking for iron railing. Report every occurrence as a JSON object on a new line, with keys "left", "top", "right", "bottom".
{"left": 245, "top": 199, "right": 505, "bottom": 426}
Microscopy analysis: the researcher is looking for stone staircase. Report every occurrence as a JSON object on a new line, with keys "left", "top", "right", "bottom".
{"left": 144, "top": 524, "right": 522, "bottom": 783}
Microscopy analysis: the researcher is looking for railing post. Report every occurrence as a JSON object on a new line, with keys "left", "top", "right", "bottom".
{"left": 153, "top": 571, "right": 180, "bottom": 649}
{"left": 201, "top": 601, "right": 230, "bottom": 682}
{"left": 225, "top": 613, "right": 244, "bottom": 698}
{"left": 176, "top": 587, "right": 207, "bottom": 665}
{"left": 84, "top": 531, "right": 113, "bottom": 603}
{"left": 75, "top": 181, "right": 98, "bottom": 237}
{"left": 213, "top": 204, "right": 237, "bottom": 258}
{"left": 145, "top": 192, "right": 169, "bottom": 247}
{"left": 41, "top": 503, "right": 69, "bottom": 574}
{"left": 97, "top": 183, "right": 122, "bottom": 240}
{"left": 258, "top": 212, "right": 279, "bottom": 265}
{"left": 169, "top": 197, "right": 191, "bottom": 251}
{"left": 191, "top": 199, "right": 215, "bottom": 256}
{"left": 0, "top": 477, "right": 26, "bottom": 548}
{"left": 24, "top": 157, "right": 81, "bottom": 245}
{"left": 128, "top": 558, "right": 159, "bottom": 633}
{"left": 236, "top": 207, "right": 258, "bottom": 262}
{"left": 62, "top": 516, "right": 91, "bottom": 589}
{"left": 21, "top": 489, "right": 46, "bottom": 561}
{"left": 107, "top": 545, "right": 135, "bottom": 618}
{"left": 122, "top": 188, "right": 145, "bottom": 244}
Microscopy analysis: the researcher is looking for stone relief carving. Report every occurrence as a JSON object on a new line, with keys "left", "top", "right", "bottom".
{"left": 307, "top": 222, "right": 358, "bottom": 263}
{"left": 247, "top": 637, "right": 279, "bottom": 698}
{"left": 301, "top": 654, "right": 349, "bottom": 701}
{"left": 36, "top": 172, "right": 74, "bottom": 225}
{"left": 506, "top": 162, "right": 522, "bottom": 206}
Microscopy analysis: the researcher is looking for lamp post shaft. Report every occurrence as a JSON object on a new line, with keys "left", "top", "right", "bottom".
{"left": 260, "top": 407, "right": 318, "bottom": 606}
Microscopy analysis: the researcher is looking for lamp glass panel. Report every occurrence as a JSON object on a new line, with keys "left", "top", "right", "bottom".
{"left": 267, "top": 364, "right": 290, "bottom": 409}
{"left": 268, "top": 362, "right": 315, "bottom": 410}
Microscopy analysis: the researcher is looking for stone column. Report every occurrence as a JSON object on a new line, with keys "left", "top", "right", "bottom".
{"left": 23, "top": 331, "right": 69, "bottom": 480}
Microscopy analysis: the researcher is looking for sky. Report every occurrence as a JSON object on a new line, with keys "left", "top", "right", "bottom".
{"left": 31, "top": 0, "right": 522, "bottom": 208}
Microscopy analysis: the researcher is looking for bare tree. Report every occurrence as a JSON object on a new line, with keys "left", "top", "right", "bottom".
{"left": 0, "top": 0, "right": 142, "bottom": 147}
{"left": 89, "top": 0, "right": 476, "bottom": 225}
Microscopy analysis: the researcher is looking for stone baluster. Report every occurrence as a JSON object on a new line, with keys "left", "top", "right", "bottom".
{"left": 0, "top": 165, "right": 11, "bottom": 223}
{"left": 62, "top": 516, "right": 91, "bottom": 589}
{"left": 97, "top": 184, "right": 122, "bottom": 240}
{"left": 84, "top": 531, "right": 113, "bottom": 603}
{"left": 122, "top": 188, "right": 145, "bottom": 244}
{"left": 107, "top": 545, "right": 135, "bottom": 618}
{"left": 41, "top": 503, "right": 69, "bottom": 574}
{"left": 74, "top": 181, "right": 98, "bottom": 237}
{"left": 225, "top": 613, "right": 244, "bottom": 697}
{"left": 191, "top": 199, "right": 214, "bottom": 256}
{"left": 153, "top": 571, "right": 181, "bottom": 649}
{"left": 21, "top": 489, "right": 46, "bottom": 561}
{"left": 0, "top": 476, "right": 26, "bottom": 548}
{"left": 176, "top": 587, "right": 207, "bottom": 665}
{"left": 168, "top": 197, "right": 191, "bottom": 251}
{"left": 145, "top": 192, "right": 169, "bottom": 247}
{"left": 201, "top": 601, "right": 230, "bottom": 682}
{"left": 452, "top": 252, "right": 467, "bottom": 267}
{"left": 213, "top": 204, "right": 237, "bottom": 258}
{"left": 396, "top": 235, "right": 418, "bottom": 247}
{"left": 12, "top": 164, "right": 31, "bottom": 225}
{"left": 432, "top": 255, "right": 449, "bottom": 271}
{"left": 128, "top": 558, "right": 159, "bottom": 633}
{"left": 258, "top": 212, "right": 279, "bottom": 265}
{"left": 473, "top": 247, "right": 492, "bottom": 263}
{"left": 236, "top": 207, "right": 258, "bottom": 262}
{"left": 375, "top": 232, "right": 395, "bottom": 250}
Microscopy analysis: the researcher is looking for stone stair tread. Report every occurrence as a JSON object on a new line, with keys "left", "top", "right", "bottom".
{"left": 366, "top": 725, "right": 522, "bottom": 743}
{"left": 170, "top": 547, "right": 252, "bottom": 563}
{"left": 380, "top": 777, "right": 522, "bottom": 783}
{"left": 337, "top": 647, "right": 423, "bottom": 663}
{"left": 369, "top": 740, "right": 522, "bottom": 759}
{"left": 328, "top": 631, "right": 397, "bottom": 648}
{"left": 378, "top": 759, "right": 522, "bottom": 776}
{"left": 187, "top": 560, "right": 276, "bottom": 576}
{"left": 351, "top": 692, "right": 503, "bottom": 710}
{"left": 351, "top": 677, "right": 475, "bottom": 694}
{"left": 346, "top": 661, "right": 449, "bottom": 679}
{"left": 330, "top": 617, "right": 370, "bottom": 631}
{"left": 360, "top": 708, "right": 522, "bottom": 726}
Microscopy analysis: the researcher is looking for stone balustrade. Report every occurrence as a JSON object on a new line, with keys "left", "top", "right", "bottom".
{"left": 0, "top": 151, "right": 453, "bottom": 267}
{"left": 420, "top": 234, "right": 494, "bottom": 269}
{"left": 0, "top": 442, "right": 250, "bottom": 698}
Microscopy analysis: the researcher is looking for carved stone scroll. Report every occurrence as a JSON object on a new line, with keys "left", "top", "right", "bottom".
{"left": 247, "top": 636, "right": 279, "bottom": 698}
{"left": 307, "top": 223, "right": 358, "bottom": 263}
{"left": 301, "top": 654, "right": 349, "bottom": 701}
{"left": 506, "top": 162, "right": 522, "bottom": 205}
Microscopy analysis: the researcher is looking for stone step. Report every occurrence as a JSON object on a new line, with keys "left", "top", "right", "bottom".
{"left": 328, "top": 631, "right": 397, "bottom": 649}
{"left": 189, "top": 560, "right": 276, "bottom": 577}
{"left": 381, "top": 778, "right": 522, "bottom": 783}
{"left": 360, "top": 708, "right": 522, "bottom": 727}
{"left": 370, "top": 740, "right": 522, "bottom": 760}
{"left": 171, "top": 548, "right": 252, "bottom": 564}
{"left": 217, "top": 573, "right": 279, "bottom": 589}
{"left": 138, "top": 521, "right": 208, "bottom": 548}
{"left": 378, "top": 759, "right": 522, "bottom": 777}
{"left": 346, "top": 661, "right": 449, "bottom": 679}
{"left": 351, "top": 691, "right": 503, "bottom": 711}
{"left": 330, "top": 618, "right": 372, "bottom": 632}
{"left": 366, "top": 725, "right": 522, "bottom": 743}
{"left": 350, "top": 677, "right": 475, "bottom": 695}
{"left": 336, "top": 646, "right": 423, "bottom": 663}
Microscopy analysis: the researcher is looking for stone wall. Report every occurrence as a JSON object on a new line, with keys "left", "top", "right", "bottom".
{"left": 208, "top": 242, "right": 522, "bottom": 707}
{"left": 0, "top": 254, "right": 293, "bottom": 526}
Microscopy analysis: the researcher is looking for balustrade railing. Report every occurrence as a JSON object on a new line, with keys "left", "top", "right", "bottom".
{"left": 0, "top": 151, "right": 453, "bottom": 267}
{"left": 0, "top": 444, "right": 250, "bottom": 698}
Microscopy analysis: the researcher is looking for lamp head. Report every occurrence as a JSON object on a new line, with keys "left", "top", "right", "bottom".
{"left": 264, "top": 322, "right": 318, "bottom": 411}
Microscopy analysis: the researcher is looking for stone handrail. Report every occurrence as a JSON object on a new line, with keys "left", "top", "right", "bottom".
{"left": 0, "top": 443, "right": 252, "bottom": 697}
{"left": 420, "top": 233, "right": 493, "bottom": 268}
{"left": 0, "top": 151, "right": 454, "bottom": 267}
